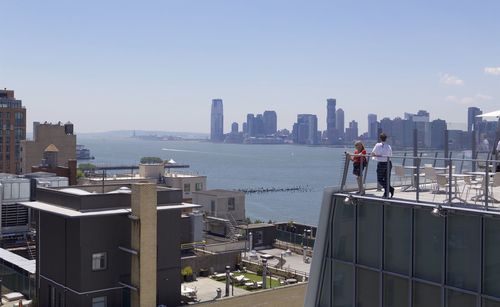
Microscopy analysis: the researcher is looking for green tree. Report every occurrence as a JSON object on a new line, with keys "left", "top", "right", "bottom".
{"left": 78, "top": 163, "right": 96, "bottom": 170}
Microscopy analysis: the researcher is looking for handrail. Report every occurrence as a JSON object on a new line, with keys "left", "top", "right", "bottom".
{"left": 341, "top": 151, "right": 499, "bottom": 210}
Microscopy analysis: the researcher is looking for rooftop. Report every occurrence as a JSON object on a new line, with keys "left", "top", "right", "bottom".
{"left": 19, "top": 201, "right": 201, "bottom": 218}
{"left": 193, "top": 189, "right": 244, "bottom": 197}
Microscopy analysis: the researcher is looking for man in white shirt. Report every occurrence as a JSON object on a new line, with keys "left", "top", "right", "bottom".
{"left": 496, "top": 139, "right": 500, "bottom": 172}
{"left": 371, "top": 133, "right": 394, "bottom": 198}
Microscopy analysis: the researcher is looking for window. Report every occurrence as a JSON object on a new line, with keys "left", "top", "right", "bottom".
{"left": 384, "top": 205, "right": 411, "bottom": 275}
{"left": 92, "top": 252, "right": 107, "bottom": 271}
{"left": 92, "top": 296, "right": 107, "bottom": 307}
{"left": 195, "top": 182, "right": 203, "bottom": 191}
{"left": 210, "top": 200, "right": 216, "bottom": 215}
{"left": 414, "top": 209, "right": 443, "bottom": 283}
{"left": 332, "top": 201, "right": 354, "bottom": 262}
{"left": 184, "top": 183, "right": 191, "bottom": 193}
{"left": 228, "top": 197, "right": 235, "bottom": 211}
{"left": 357, "top": 202, "right": 382, "bottom": 268}
{"left": 356, "top": 268, "right": 379, "bottom": 306}
{"left": 413, "top": 281, "right": 441, "bottom": 307}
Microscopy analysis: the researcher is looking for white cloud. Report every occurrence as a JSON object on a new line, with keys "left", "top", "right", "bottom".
{"left": 445, "top": 94, "right": 493, "bottom": 105}
{"left": 439, "top": 73, "right": 464, "bottom": 86}
{"left": 484, "top": 67, "right": 500, "bottom": 75}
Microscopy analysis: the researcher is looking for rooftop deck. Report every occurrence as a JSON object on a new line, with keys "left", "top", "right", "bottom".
{"left": 340, "top": 152, "right": 500, "bottom": 213}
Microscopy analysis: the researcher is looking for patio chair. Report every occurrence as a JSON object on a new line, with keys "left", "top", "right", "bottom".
{"left": 489, "top": 173, "right": 500, "bottom": 203}
{"left": 462, "top": 176, "right": 483, "bottom": 204}
{"left": 424, "top": 166, "right": 438, "bottom": 190}
{"left": 433, "top": 175, "right": 451, "bottom": 202}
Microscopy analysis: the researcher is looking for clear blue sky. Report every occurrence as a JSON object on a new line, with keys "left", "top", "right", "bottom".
{"left": 1, "top": 0, "right": 499, "bottom": 134}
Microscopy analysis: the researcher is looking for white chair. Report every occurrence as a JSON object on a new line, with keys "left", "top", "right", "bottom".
{"left": 433, "top": 175, "right": 450, "bottom": 202}
{"left": 424, "top": 167, "right": 438, "bottom": 190}
{"left": 462, "top": 176, "right": 483, "bottom": 204}
{"left": 394, "top": 165, "right": 409, "bottom": 186}
{"left": 488, "top": 173, "right": 500, "bottom": 203}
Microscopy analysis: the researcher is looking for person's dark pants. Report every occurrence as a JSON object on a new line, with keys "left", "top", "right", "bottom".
{"left": 377, "top": 161, "right": 394, "bottom": 197}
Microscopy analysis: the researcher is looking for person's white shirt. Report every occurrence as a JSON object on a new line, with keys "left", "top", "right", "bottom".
{"left": 497, "top": 140, "right": 500, "bottom": 152}
{"left": 371, "top": 142, "right": 393, "bottom": 162}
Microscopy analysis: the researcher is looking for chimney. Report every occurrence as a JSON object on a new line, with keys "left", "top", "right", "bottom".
{"left": 67, "top": 159, "right": 77, "bottom": 185}
{"left": 130, "top": 183, "right": 157, "bottom": 307}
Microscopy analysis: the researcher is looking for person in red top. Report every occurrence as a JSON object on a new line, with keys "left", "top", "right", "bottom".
{"left": 350, "top": 141, "right": 367, "bottom": 195}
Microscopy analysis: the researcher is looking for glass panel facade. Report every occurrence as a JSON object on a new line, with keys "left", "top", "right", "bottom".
{"left": 314, "top": 195, "right": 500, "bottom": 307}
{"left": 383, "top": 274, "right": 408, "bottom": 307}
{"left": 332, "top": 261, "right": 353, "bottom": 307}
{"left": 414, "top": 209, "right": 443, "bottom": 283}
{"left": 333, "top": 202, "right": 354, "bottom": 261}
{"left": 318, "top": 253, "right": 332, "bottom": 307}
{"left": 484, "top": 299, "right": 500, "bottom": 307}
{"left": 446, "top": 289, "right": 476, "bottom": 307}
{"left": 447, "top": 214, "right": 480, "bottom": 291}
{"left": 356, "top": 268, "right": 379, "bottom": 307}
{"left": 357, "top": 202, "right": 382, "bottom": 268}
{"left": 413, "top": 281, "right": 441, "bottom": 307}
{"left": 484, "top": 217, "right": 500, "bottom": 297}
{"left": 384, "top": 206, "right": 411, "bottom": 275}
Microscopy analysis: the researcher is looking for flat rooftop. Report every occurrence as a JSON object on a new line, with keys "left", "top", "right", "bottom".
{"left": 19, "top": 201, "right": 201, "bottom": 218}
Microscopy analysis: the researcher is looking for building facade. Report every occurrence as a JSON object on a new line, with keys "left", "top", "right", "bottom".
{"left": 327, "top": 98, "right": 337, "bottom": 145}
{"left": 306, "top": 188, "right": 500, "bottom": 307}
{"left": 0, "top": 89, "right": 26, "bottom": 174}
{"left": 468, "top": 107, "right": 482, "bottom": 134}
{"left": 164, "top": 173, "right": 207, "bottom": 202}
{"left": 294, "top": 114, "right": 319, "bottom": 145}
{"left": 335, "top": 108, "right": 345, "bottom": 140}
{"left": 20, "top": 122, "right": 76, "bottom": 174}
{"left": 263, "top": 110, "right": 277, "bottom": 136}
{"left": 192, "top": 189, "right": 245, "bottom": 221}
{"left": 20, "top": 184, "right": 199, "bottom": 307}
{"left": 368, "top": 114, "right": 378, "bottom": 140}
{"left": 210, "top": 99, "right": 224, "bottom": 141}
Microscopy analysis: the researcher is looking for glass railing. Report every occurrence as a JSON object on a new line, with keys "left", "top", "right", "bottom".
{"left": 340, "top": 152, "right": 500, "bottom": 210}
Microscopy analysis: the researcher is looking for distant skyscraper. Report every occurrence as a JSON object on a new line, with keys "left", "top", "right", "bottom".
{"left": 210, "top": 99, "right": 224, "bottom": 141}
{"left": 326, "top": 99, "right": 336, "bottom": 144}
{"left": 345, "top": 120, "right": 359, "bottom": 142}
{"left": 0, "top": 89, "right": 26, "bottom": 173}
{"left": 327, "top": 99, "right": 336, "bottom": 131}
{"left": 263, "top": 111, "right": 277, "bottom": 135}
{"left": 294, "top": 114, "right": 318, "bottom": 145}
{"left": 431, "top": 119, "right": 447, "bottom": 149}
{"left": 231, "top": 122, "right": 238, "bottom": 134}
{"left": 468, "top": 107, "right": 482, "bottom": 133}
{"left": 246, "top": 114, "right": 255, "bottom": 136}
{"left": 336, "top": 108, "right": 345, "bottom": 138}
{"left": 254, "top": 114, "right": 265, "bottom": 136}
{"left": 368, "top": 114, "right": 378, "bottom": 139}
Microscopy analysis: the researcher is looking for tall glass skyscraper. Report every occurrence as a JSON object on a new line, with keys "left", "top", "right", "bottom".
{"left": 210, "top": 99, "right": 224, "bottom": 141}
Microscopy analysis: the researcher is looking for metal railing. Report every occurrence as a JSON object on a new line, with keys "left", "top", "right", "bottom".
{"left": 340, "top": 152, "right": 500, "bottom": 210}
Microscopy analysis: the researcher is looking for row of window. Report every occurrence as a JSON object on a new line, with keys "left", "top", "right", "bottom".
{"left": 210, "top": 197, "right": 236, "bottom": 214}
{"left": 183, "top": 182, "right": 204, "bottom": 193}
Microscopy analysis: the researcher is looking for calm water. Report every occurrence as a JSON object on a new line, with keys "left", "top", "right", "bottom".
{"left": 78, "top": 137, "right": 349, "bottom": 225}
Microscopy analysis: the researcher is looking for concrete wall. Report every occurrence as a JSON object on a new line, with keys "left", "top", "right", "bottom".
{"left": 164, "top": 174, "right": 207, "bottom": 200}
{"left": 181, "top": 250, "right": 240, "bottom": 275}
{"left": 193, "top": 191, "right": 245, "bottom": 221}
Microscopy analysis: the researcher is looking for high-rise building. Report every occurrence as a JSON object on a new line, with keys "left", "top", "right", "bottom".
{"left": 468, "top": 107, "right": 482, "bottom": 133}
{"left": 293, "top": 114, "right": 318, "bottom": 145}
{"left": 379, "top": 117, "right": 393, "bottom": 143}
{"left": 210, "top": 99, "right": 224, "bottom": 141}
{"left": 327, "top": 99, "right": 337, "bottom": 144}
{"left": 254, "top": 114, "right": 265, "bottom": 136}
{"left": 336, "top": 108, "right": 345, "bottom": 139}
{"left": 263, "top": 111, "right": 277, "bottom": 135}
{"left": 431, "top": 119, "right": 447, "bottom": 149}
{"left": 368, "top": 114, "right": 378, "bottom": 140}
{"left": 231, "top": 122, "right": 239, "bottom": 134}
{"left": 246, "top": 114, "right": 255, "bottom": 136}
{"left": 345, "top": 120, "right": 359, "bottom": 142}
{"left": 0, "top": 89, "right": 26, "bottom": 174}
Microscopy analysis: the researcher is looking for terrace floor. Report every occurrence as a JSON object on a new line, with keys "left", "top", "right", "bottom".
{"left": 350, "top": 179, "right": 500, "bottom": 212}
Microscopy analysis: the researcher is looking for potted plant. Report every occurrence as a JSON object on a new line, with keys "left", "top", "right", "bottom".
{"left": 181, "top": 266, "right": 194, "bottom": 282}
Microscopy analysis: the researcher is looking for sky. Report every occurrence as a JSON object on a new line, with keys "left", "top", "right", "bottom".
{"left": 1, "top": 0, "right": 499, "bottom": 134}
